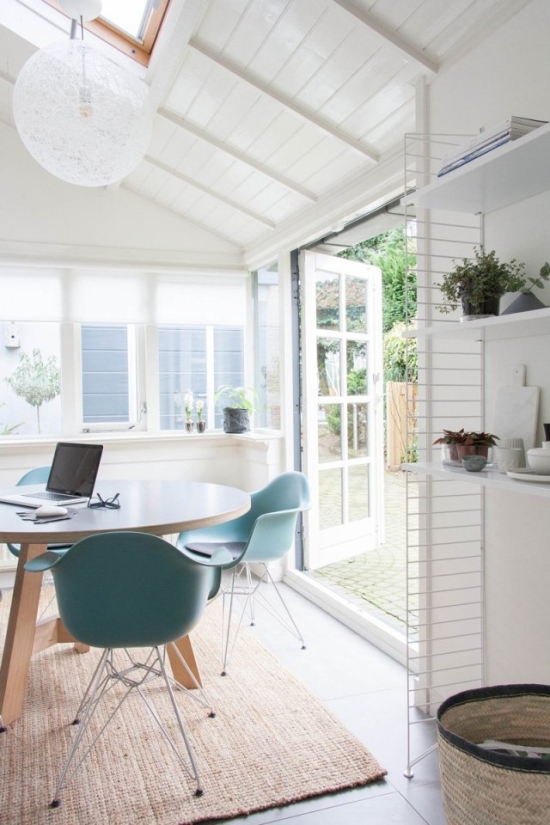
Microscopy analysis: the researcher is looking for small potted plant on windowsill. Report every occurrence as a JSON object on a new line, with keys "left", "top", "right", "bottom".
{"left": 435, "top": 247, "right": 527, "bottom": 319}
{"left": 195, "top": 399, "right": 205, "bottom": 433}
{"left": 184, "top": 390, "right": 194, "bottom": 433}
{"left": 215, "top": 385, "right": 257, "bottom": 433}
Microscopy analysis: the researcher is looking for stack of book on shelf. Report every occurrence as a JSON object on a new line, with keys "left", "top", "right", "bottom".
{"left": 437, "top": 116, "right": 548, "bottom": 177}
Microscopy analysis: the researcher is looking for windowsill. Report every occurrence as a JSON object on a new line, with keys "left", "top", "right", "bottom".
{"left": 0, "top": 429, "right": 283, "bottom": 452}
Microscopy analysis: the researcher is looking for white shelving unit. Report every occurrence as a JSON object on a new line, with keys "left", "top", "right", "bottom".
{"left": 403, "top": 124, "right": 550, "bottom": 778}
{"left": 403, "top": 462, "right": 550, "bottom": 499}
{"left": 402, "top": 306, "right": 550, "bottom": 342}
{"left": 406, "top": 122, "right": 550, "bottom": 214}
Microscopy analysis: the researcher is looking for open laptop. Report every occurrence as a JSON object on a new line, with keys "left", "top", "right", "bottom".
{"left": 0, "top": 442, "right": 104, "bottom": 508}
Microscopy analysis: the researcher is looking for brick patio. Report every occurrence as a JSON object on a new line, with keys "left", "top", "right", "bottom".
{"left": 308, "top": 470, "right": 412, "bottom": 632}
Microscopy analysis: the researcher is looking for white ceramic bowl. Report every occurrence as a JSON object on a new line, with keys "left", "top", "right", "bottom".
{"left": 526, "top": 448, "right": 550, "bottom": 474}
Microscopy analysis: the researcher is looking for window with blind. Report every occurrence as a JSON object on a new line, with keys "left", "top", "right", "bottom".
{"left": 0, "top": 267, "right": 250, "bottom": 436}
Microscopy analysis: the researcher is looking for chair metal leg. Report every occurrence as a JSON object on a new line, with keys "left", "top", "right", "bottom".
{"left": 50, "top": 646, "right": 207, "bottom": 806}
{"left": 221, "top": 563, "right": 306, "bottom": 674}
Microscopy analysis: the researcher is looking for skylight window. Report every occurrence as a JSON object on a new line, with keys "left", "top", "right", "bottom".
{"left": 43, "top": 0, "right": 171, "bottom": 65}
{"left": 100, "top": 0, "right": 155, "bottom": 43}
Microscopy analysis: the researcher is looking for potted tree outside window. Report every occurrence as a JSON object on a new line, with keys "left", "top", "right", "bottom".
{"left": 435, "top": 248, "right": 526, "bottom": 319}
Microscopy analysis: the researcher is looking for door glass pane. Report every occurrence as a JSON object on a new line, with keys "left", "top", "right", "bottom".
{"left": 346, "top": 276, "right": 368, "bottom": 332}
{"left": 319, "top": 468, "right": 342, "bottom": 529}
{"left": 347, "top": 341, "right": 367, "bottom": 395}
{"left": 318, "top": 403, "right": 342, "bottom": 463}
{"left": 317, "top": 338, "right": 341, "bottom": 396}
{"left": 316, "top": 272, "right": 339, "bottom": 330}
{"left": 347, "top": 402, "right": 368, "bottom": 458}
{"left": 348, "top": 464, "right": 369, "bottom": 522}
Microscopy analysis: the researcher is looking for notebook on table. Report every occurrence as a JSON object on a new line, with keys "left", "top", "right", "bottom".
{"left": 0, "top": 442, "right": 104, "bottom": 508}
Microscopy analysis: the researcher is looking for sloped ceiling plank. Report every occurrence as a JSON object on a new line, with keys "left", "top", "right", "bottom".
{"left": 145, "top": 156, "right": 276, "bottom": 228}
{"left": 307, "top": 43, "right": 408, "bottom": 126}
{"left": 245, "top": 2, "right": 336, "bottom": 84}
{"left": 272, "top": 11, "right": 382, "bottom": 104}
{"left": 158, "top": 107, "right": 317, "bottom": 201}
{"left": 331, "top": 0, "right": 439, "bottom": 73}
{"left": 189, "top": 39, "right": 380, "bottom": 161}
{"left": 343, "top": 70, "right": 416, "bottom": 139}
{"left": 396, "top": 0, "right": 481, "bottom": 52}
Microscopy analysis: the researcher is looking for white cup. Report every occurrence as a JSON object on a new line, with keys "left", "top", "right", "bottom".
{"left": 496, "top": 446, "right": 523, "bottom": 474}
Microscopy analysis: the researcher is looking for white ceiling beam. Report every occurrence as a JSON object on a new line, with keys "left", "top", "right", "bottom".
{"left": 331, "top": 0, "right": 439, "bottom": 75}
{"left": 158, "top": 107, "right": 317, "bottom": 202}
{"left": 189, "top": 39, "right": 379, "bottom": 163}
{"left": 144, "top": 155, "right": 276, "bottom": 229}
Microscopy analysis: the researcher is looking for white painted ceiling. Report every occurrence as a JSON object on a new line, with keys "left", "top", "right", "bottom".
{"left": 0, "top": 0, "right": 532, "bottom": 266}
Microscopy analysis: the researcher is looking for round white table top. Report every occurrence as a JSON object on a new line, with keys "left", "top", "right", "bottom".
{"left": 0, "top": 479, "right": 251, "bottom": 544}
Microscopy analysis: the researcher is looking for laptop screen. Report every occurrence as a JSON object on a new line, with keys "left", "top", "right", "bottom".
{"left": 47, "top": 442, "right": 104, "bottom": 497}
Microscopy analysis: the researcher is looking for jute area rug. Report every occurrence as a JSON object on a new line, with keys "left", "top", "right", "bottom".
{"left": 0, "top": 588, "right": 386, "bottom": 825}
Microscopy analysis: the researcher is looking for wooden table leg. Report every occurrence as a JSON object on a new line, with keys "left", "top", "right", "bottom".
{"left": 167, "top": 635, "right": 202, "bottom": 689}
{"left": 0, "top": 542, "right": 47, "bottom": 727}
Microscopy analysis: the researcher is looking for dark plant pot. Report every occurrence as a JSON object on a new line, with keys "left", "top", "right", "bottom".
{"left": 456, "top": 444, "right": 489, "bottom": 459}
{"left": 500, "top": 291, "right": 546, "bottom": 315}
{"left": 196, "top": 420, "right": 205, "bottom": 433}
{"left": 460, "top": 292, "right": 501, "bottom": 319}
{"left": 223, "top": 407, "right": 250, "bottom": 434}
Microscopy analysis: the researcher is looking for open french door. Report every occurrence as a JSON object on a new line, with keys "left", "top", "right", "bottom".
{"left": 301, "top": 251, "right": 384, "bottom": 569}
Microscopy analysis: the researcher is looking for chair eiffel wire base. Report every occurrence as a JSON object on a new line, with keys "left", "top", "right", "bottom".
{"left": 221, "top": 563, "right": 306, "bottom": 675}
{"left": 50, "top": 644, "right": 214, "bottom": 808}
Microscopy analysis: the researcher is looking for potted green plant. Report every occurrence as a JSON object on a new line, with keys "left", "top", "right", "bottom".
{"left": 456, "top": 431, "right": 499, "bottom": 459}
{"left": 184, "top": 390, "right": 194, "bottom": 432}
{"left": 195, "top": 398, "right": 205, "bottom": 433}
{"left": 433, "top": 428, "right": 467, "bottom": 461}
{"left": 215, "top": 385, "right": 257, "bottom": 433}
{"left": 435, "top": 247, "right": 526, "bottom": 318}
{"left": 501, "top": 261, "right": 550, "bottom": 314}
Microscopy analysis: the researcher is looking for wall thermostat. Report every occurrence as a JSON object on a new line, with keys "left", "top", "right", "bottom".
{"left": 4, "top": 322, "right": 20, "bottom": 348}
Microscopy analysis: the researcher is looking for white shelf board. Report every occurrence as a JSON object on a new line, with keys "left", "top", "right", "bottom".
{"left": 403, "top": 306, "right": 550, "bottom": 341}
{"left": 402, "top": 461, "right": 550, "bottom": 498}
{"left": 407, "top": 122, "right": 550, "bottom": 214}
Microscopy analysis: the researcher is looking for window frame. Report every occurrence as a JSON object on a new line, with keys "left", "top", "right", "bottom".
{"left": 42, "top": 0, "right": 171, "bottom": 66}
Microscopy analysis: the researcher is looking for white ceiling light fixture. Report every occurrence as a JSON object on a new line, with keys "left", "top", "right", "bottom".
{"left": 12, "top": 0, "right": 153, "bottom": 187}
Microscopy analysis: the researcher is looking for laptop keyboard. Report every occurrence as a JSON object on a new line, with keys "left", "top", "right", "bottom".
{"left": 23, "top": 491, "right": 76, "bottom": 501}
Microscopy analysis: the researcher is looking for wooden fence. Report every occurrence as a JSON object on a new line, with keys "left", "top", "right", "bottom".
{"left": 386, "top": 381, "right": 417, "bottom": 470}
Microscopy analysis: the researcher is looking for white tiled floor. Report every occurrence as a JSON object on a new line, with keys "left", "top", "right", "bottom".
{"left": 218, "top": 582, "right": 447, "bottom": 825}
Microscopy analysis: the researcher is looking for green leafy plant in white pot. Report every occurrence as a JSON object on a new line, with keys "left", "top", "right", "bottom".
{"left": 215, "top": 385, "right": 257, "bottom": 433}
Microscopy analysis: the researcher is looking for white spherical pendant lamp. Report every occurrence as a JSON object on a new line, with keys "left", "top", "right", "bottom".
{"left": 13, "top": 39, "right": 152, "bottom": 187}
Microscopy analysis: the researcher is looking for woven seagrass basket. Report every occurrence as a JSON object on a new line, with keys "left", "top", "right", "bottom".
{"left": 437, "top": 685, "right": 550, "bottom": 825}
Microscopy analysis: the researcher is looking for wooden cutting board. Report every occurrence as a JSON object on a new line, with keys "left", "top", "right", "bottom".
{"left": 493, "top": 365, "right": 539, "bottom": 453}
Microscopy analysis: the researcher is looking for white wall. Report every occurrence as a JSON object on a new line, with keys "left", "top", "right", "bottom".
{"left": 427, "top": 0, "right": 550, "bottom": 686}
{"left": 0, "top": 122, "right": 243, "bottom": 270}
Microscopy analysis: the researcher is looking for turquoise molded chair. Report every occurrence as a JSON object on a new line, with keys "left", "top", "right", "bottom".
{"left": 25, "top": 531, "right": 220, "bottom": 806}
{"left": 177, "top": 471, "right": 311, "bottom": 675}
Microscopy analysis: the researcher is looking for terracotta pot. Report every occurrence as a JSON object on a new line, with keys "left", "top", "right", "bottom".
{"left": 456, "top": 444, "right": 489, "bottom": 459}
